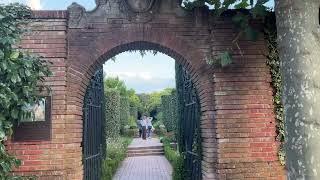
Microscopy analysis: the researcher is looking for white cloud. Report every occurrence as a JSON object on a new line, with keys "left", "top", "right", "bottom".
{"left": 27, "top": 0, "right": 41, "bottom": 10}
{"left": 105, "top": 71, "right": 175, "bottom": 93}
{"left": 107, "top": 71, "right": 154, "bottom": 81}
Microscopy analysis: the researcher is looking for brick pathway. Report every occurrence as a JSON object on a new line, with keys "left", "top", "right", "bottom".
{"left": 128, "top": 138, "right": 163, "bottom": 148}
{"left": 113, "top": 138, "right": 172, "bottom": 180}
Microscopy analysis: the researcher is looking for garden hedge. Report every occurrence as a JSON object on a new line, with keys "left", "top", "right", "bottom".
{"left": 105, "top": 89, "right": 121, "bottom": 138}
{"left": 161, "top": 93, "right": 178, "bottom": 132}
{"left": 120, "top": 96, "right": 130, "bottom": 134}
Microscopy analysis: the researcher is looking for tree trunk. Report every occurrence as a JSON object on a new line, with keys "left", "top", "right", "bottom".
{"left": 275, "top": 0, "right": 320, "bottom": 179}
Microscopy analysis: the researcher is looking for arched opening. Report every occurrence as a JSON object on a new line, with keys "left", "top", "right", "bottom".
{"left": 81, "top": 41, "right": 207, "bottom": 180}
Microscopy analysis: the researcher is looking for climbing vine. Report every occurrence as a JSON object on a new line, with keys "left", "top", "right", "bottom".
{"left": 0, "top": 3, "right": 51, "bottom": 179}
{"left": 264, "top": 14, "right": 285, "bottom": 165}
{"left": 185, "top": 0, "right": 285, "bottom": 165}
{"left": 184, "top": 0, "right": 270, "bottom": 67}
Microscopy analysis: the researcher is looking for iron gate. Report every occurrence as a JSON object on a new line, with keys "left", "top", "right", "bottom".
{"left": 83, "top": 68, "right": 105, "bottom": 180}
{"left": 176, "top": 63, "right": 202, "bottom": 180}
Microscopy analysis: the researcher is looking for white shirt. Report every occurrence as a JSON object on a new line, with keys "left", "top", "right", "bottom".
{"left": 146, "top": 117, "right": 153, "bottom": 127}
{"left": 140, "top": 119, "right": 147, "bottom": 127}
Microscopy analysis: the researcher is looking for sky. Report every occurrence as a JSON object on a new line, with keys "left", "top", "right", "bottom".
{"left": 1, "top": 0, "right": 274, "bottom": 93}
{"left": 104, "top": 52, "right": 175, "bottom": 94}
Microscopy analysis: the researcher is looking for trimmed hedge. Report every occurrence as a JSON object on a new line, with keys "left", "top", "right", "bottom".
{"left": 161, "top": 93, "right": 178, "bottom": 132}
{"left": 120, "top": 96, "right": 130, "bottom": 134}
{"left": 105, "top": 89, "right": 120, "bottom": 138}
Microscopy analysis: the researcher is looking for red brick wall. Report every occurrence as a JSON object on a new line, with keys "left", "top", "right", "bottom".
{"left": 7, "top": 5, "right": 285, "bottom": 180}
{"left": 211, "top": 19, "right": 285, "bottom": 179}
{"left": 7, "top": 11, "right": 68, "bottom": 179}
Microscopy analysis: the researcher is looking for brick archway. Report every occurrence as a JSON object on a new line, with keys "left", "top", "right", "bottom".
{"left": 7, "top": 1, "right": 285, "bottom": 179}
{"left": 67, "top": 27, "right": 216, "bottom": 179}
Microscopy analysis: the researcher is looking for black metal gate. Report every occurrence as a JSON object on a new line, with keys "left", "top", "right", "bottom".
{"left": 83, "top": 68, "right": 105, "bottom": 180}
{"left": 176, "top": 63, "right": 202, "bottom": 180}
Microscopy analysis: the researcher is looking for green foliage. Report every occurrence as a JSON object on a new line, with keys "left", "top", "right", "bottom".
{"left": 162, "top": 137, "right": 184, "bottom": 180}
{"left": 264, "top": 14, "right": 285, "bottom": 165}
{"left": 160, "top": 92, "right": 178, "bottom": 132}
{"left": 153, "top": 117, "right": 167, "bottom": 136}
{"left": 104, "top": 77, "right": 127, "bottom": 96}
{"left": 128, "top": 116, "right": 137, "bottom": 129}
{"left": 104, "top": 77, "right": 141, "bottom": 119}
{"left": 105, "top": 89, "right": 121, "bottom": 138}
{"left": 102, "top": 137, "right": 133, "bottom": 180}
{"left": 137, "top": 88, "right": 174, "bottom": 116}
{"left": 184, "top": 0, "right": 271, "bottom": 67}
{"left": 123, "top": 128, "right": 137, "bottom": 137}
{"left": 0, "top": 3, "right": 51, "bottom": 179}
{"left": 120, "top": 97, "right": 130, "bottom": 134}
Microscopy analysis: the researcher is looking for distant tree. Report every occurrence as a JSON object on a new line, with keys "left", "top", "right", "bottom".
{"left": 104, "top": 77, "right": 127, "bottom": 96}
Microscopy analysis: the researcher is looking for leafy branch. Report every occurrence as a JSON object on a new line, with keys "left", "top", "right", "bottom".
{"left": 184, "top": 0, "right": 270, "bottom": 67}
{"left": 0, "top": 3, "right": 51, "bottom": 179}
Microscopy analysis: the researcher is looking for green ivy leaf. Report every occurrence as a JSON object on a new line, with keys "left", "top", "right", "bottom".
{"left": 10, "top": 75, "right": 17, "bottom": 83}
{"left": 1, "top": 61, "right": 7, "bottom": 70}
{"left": 0, "top": 162, "right": 10, "bottom": 173}
{"left": 218, "top": 52, "right": 232, "bottom": 67}
{"left": 10, "top": 51, "right": 19, "bottom": 60}
{"left": 0, "top": 131, "right": 5, "bottom": 141}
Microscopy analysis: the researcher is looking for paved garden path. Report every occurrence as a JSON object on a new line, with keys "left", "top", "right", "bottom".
{"left": 113, "top": 138, "right": 172, "bottom": 180}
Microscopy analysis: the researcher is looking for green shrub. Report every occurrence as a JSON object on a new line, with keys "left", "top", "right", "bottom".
{"left": 0, "top": 4, "right": 52, "bottom": 178}
{"left": 105, "top": 89, "right": 121, "bottom": 138}
{"left": 160, "top": 93, "right": 178, "bottom": 132}
{"left": 102, "top": 137, "right": 133, "bottom": 180}
{"left": 120, "top": 96, "right": 130, "bottom": 134}
{"left": 129, "top": 105, "right": 138, "bottom": 118}
{"left": 128, "top": 116, "right": 138, "bottom": 129}
{"left": 123, "top": 128, "right": 138, "bottom": 137}
{"left": 153, "top": 118, "right": 167, "bottom": 136}
{"left": 163, "top": 138, "right": 184, "bottom": 180}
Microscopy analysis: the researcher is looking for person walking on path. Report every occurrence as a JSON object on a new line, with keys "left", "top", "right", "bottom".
{"left": 141, "top": 116, "right": 147, "bottom": 140}
{"left": 137, "top": 118, "right": 142, "bottom": 138}
{"left": 146, "top": 117, "right": 153, "bottom": 139}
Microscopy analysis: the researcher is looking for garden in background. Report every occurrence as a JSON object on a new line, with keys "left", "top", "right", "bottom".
{"left": 102, "top": 76, "right": 186, "bottom": 180}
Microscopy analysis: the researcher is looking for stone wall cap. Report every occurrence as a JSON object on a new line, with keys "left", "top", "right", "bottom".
{"left": 31, "top": 10, "right": 68, "bottom": 19}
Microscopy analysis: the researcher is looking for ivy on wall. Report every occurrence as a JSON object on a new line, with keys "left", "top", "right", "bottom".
{"left": 105, "top": 89, "right": 121, "bottom": 139}
{"left": 0, "top": 3, "right": 51, "bottom": 179}
{"left": 264, "top": 14, "right": 285, "bottom": 165}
